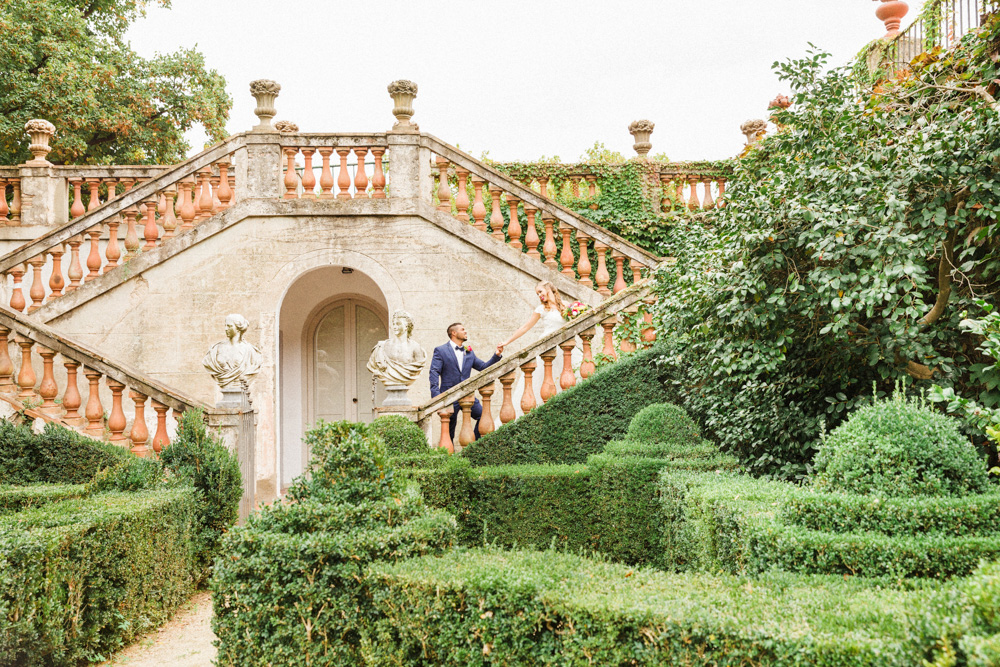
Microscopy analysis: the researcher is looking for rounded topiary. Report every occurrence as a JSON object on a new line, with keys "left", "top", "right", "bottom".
{"left": 626, "top": 403, "right": 700, "bottom": 446}
{"left": 812, "top": 394, "right": 990, "bottom": 497}
{"left": 371, "top": 415, "right": 428, "bottom": 456}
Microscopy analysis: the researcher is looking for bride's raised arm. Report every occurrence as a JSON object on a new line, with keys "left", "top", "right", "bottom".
{"left": 498, "top": 311, "right": 541, "bottom": 352}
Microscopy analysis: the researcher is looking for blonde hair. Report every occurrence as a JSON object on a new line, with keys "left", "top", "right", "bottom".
{"left": 536, "top": 281, "right": 564, "bottom": 314}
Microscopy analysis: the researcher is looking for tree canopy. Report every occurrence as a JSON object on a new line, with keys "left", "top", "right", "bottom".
{"left": 0, "top": 0, "right": 231, "bottom": 165}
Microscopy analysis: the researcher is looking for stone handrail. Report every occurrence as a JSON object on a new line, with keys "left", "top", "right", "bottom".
{"left": 276, "top": 133, "right": 389, "bottom": 200}
{"left": 416, "top": 277, "right": 654, "bottom": 430}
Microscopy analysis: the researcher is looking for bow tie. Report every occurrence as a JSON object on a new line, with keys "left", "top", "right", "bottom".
{"left": 455, "top": 345, "right": 464, "bottom": 351}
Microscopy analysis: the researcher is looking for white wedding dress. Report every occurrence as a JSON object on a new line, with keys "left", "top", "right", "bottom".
{"left": 510, "top": 304, "right": 581, "bottom": 416}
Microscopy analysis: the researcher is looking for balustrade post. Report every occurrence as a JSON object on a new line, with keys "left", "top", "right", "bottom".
{"left": 0, "top": 327, "right": 14, "bottom": 392}
{"left": 318, "top": 148, "right": 335, "bottom": 199}
{"left": 282, "top": 147, "right": 298, "bottom": 199}
{"left": 371, "top": 148, "right": 387, "bottom": 199}
{"left": 435, "top": 157, "right": 451, "bottom": 211}
{"left": 579, "top": 329, "right": 596, "bottom": 379}
{"left": 470, "top": 177, "right": 487, "bottom": 231}
{"left": 162, "top": 189, "right": 178, "bottom": 239}
{"left": 631, "top": 263, "right": 642, "bottom": 284}
{"left": 37, "top": 347, "right": 59, "bottom": 415}
{"left": 537, "top": 176, "right": 549, "bottom": 198}
{"left": 66, "top": 236, "right": 84, "bottom": 286}
{"left": 48, "top": 246, "right": 65, "bottom": 298}
{"left": 570, "top": 176, "right": 581, "bottom": 198}
{"left": 576, "top": 233, "right": 593, "bottom": 288}
{"left": 717, "top": 179, "right": 726, "bottom": 208}
{"left": 197, "top": 168, "right": 213, "bottom": 220}
{"left": 0, "top": 179, "right": 7, "bottom": 224}
{"left": 210, "top": 171, "right": 222, "bottom": 212}
{"left": 701, "top": 177, "right": 715, "bottom": 210}
{"left": 523, "top": 207, "right": 540, "bottom": 260}
{"left": 488, "top": 187, "right": 505, "bottom": 241}
{"left": 336, "top": 149, "right": 352, "bottom": 199}
{"left": 124, "top": 204, "right": 140, "bottom": 258}
{"left": 620, "top": 305, "right": 639, "bottom": 353}
{"left": 15, "top": 336, "right": 36, "bottom": 399}
{"left": 498, "top": 370, "right": 517, "bottom": 424}
{"left": 457, "top": 394, "right": 475, "bottom": 448}
{"left": 601, "top": 316, "right": 618, "bottom": 360}
{"left": 107, "top": 379, "right": 127, "bottom": 442}
{"left": 69, "top": 180, "right": 85, "bottom": 219}
{"left": 9, "top": 180, "right": 20, "bottom": 225}
{"left": 519, "top": 360, "right": 537, "bottom": 414}
{"left": 83, "top": 368, "right": 104, "bottom": 437}
{"left": 675, "top": 179, "right": 685, "bottom": 209}
{"left": 142, "top": 198, "right": 159, "bottom": 249}
{"left": 9, "top": 265, "right": 25, "bottom": 312}
{"left": 217, "top": 162, "right": 233, "bottom": 208}
{"left": 539, "top": 348, "right": 557, "bottom": 403}
{"left": 687, "top": 176, "right": 701, "bottom": 211}
{"left": 454, "top": 169, "right": 470, "bottom": 222}
{"left": 558, "top": 339, "right": 577, "bottom": 391}
{"left": 178, "top": 179, "right": 195, "bottom": 230}
{"left": 506, "top": 196, "right": 521, "bottom": 250}
{"left": 660, "top": 174, "right": 671, "bottom": 212}
{"left": 585, "top": 174, "right": 597, "bottom": 199}
{"left": 594, "top": 242, "right": 611, "bottom": 295}
{"left": 300, "top": 149, "right": 317, "bottom": 199}
{"left": 353, "top": 147, "right": 369, "bottom": 198}
{"left": 478, "top": 382, "right": 495, "bottom": 435}
{"left": 85, "top": 228, "right": 102, "bottom": 278}
{"left": 129, "top": 390, "right": 150, "bottom": 457}
{"left": 437, "top": 407, "right": 454, "bottom": 454}
{"left": 541, "top": 216, "right": 557, "bottom": 270}
{"left": 642, "top": 296, "right": 657, "bottom": 346}
{"left": 86, "top": 178, "right": 101, "bottom": 212}
{"left": 27, "top": 256, "right": 45, "bottom": 312}
{"left": 559, "top": 223, "right": 575, "bottom": 277}
{"left": 62, "top": 359, "right": 82, "bottom": 424}
{"left": 152, "top": 400, "right": 170, "bottom": 453}
{"left": 611, "top": 251, "right": 627, "bottom": 294}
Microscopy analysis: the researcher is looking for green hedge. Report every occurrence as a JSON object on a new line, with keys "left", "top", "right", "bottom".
{"left": 461, "top": 346, "right": 674, "bottom": 466}
{"left": 0, "top": 483, "right": 86, "bottom": 516}
{"left": 0, "top": 489, "right": 199, "bottom": 666}
{"left": 626, "top": 402, "right": 700, "bottom": 444}
{"left": 364, "top": 548, "right": 939, "bottom": 666}
{"left": 0, "top": 420, "right": 131, "bottom": 485}
{"left": 601, "top": 439, "right": 721, "bottom": 459}
{"left": 389, "top": 450, "right": 450, "bottom": 469}
{"left": 371, "top": 415, "right": 429, "bottom": 456}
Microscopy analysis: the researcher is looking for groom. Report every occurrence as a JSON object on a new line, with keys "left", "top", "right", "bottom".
{"left": 429, "top": 322, "right": 502, "bottom": 442}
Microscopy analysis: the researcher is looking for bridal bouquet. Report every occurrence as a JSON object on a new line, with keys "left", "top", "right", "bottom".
{"left": 561, "top": 301, "right": 590, "bottom": 320}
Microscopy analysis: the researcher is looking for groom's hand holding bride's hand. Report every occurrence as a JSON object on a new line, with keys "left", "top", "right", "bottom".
{"left": 496, "top": 343, "right": 505, "bottom": 356}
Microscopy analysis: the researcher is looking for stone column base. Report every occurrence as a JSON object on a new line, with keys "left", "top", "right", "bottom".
{"left": 375, "top": 405, "right": 418, "bottom": 422}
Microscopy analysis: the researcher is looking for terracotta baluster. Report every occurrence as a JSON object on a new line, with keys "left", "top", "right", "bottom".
{"left": 717, "top": 179, "right": 726, "bottom": 208}
{"left": 161, "top": 189, "right": 178, "bottom": 239}
{"left": 641, "top": 296, "right": 657, "bottom": 346}
{"left": 336, "top": 148, "right": 351, "bottom": 199}
{"left": 537, "top": 177, "right": 549, "bottom": 198}
{"left": 541, "top": 216, "right": 558, "bottom": 270}
{"left": 506, "top": 196, "right": 521, "bottom": 250}
{"left": 353, "top": 147, "right": 369, "bottom": 198}
{"left": 151, "top": 400, "right": 170, "bottom": 453}
{"left": 454, "top": 169, "right": 470, "bottom": 222}
{"left": 470, "top": 177, "right": 487, "bottom": 231}
{"left": 86, "top": 227, "right": 102, "bottom": 279}
{"left": 620, "top": 306, "right": 639, "bottom": 353}
{"left": 228, "top": 172, "right": 236, "bottom": 204}
{"left": 579, "top": 329, "right": 596, "bottom": 379}
{"left": 217, "top": 162, "right": 233, "bottom": 208}
{"left": 282, "top": 148, "right": 298, "bottom": 199}
{"left": 210, "top": 173, "right": 222, "bottom": 212}
{"left": 570, "top": 176, "right": 581, "bottom": 198}
{"left": 106, "top": 380, "right": 127, "bottom": 441}
{"left": 585, "top": 175, "right": 598, "bottom": 199}
{"left": 9, "top": 180, "right": 20, "bottom": 225}
{"left": 498, "top": 370, "right": 517, "bottom": 424}
{"left": 576, "top": 233, "right": 593, "bottom": 288}
{"left": 371, "top": 148, "right": 386, "bottom": 199}
{"left": 592, "top": 243, "right": 610, "bottom": 296}
{"left": 478, "top": 383, "right": 495, "bottom": 435}
{"left": 179, "top": 179, "right": 195, "bottom": 230}
{"left": 123, "top": 203, "right": 140, "bottom": 258}
{"left": 539, "top": 348, "right": 558, "bottom": 403}
{"left": 129, "top": 390, "right": 150, "bottom": 457}
{"left": 687, "top": 176, "right": 701, "bottom": 211}
{"left": 701, "top": 177, "right": 715, "bottom": 210}
{"left": 488, "top": 187, "right": 504, "bottom": 241}
{"left": 558, "top": 223, "right": 575, "bottom": 277}
{"left": 69, "top": 179, "right": 85, "bottom": 219}
{"left": 601, "top": 316, "right": 618, "bottom": 360}
{"left": 36, "top": 347, "right": 59, "bottom": 415}
{"left": 300, "top": 149, "right": 316, "bottom": 198}
{"left": 435, "top": 157, "right": 451, "bottom": 211}
{"left": 0, "top": 179, "right": 8, "bottom": 224}
{"left": 611, "top": 251, "right": 627, "bottom": 294}
{"left": 15, "top": 336, "right": 35, "bottom": 399}
{"left": 523, "top": 206, "right": 540, "bottom": 260}
{"left": 191, "top": 175, "right": 203, "bottom": 222}
{"left": 9, "top": 265, "right": 25, "bottom": 312}
{"left": 675, "top": 180, "right": 685, "bottom": 208}
{"left": 83, "top": 368, "right": 104, "bottom": 437}
{"left": 198, "top": 168, "right": 213, "bottom": 219}
{"left": 66, "top": 236, "right": 84, "bottom": 287}
{"left": 142, "top": 198, "right": 159, "bottom": 249}
{"left": 104, "top": 178, "right": 118, "bottom": 203}
{"left": 48, "top": 245, "right": 65, "bottom": 298}
{"left": 86, "top": 178, "right": 101, "bottom": 212}
{"left": 0, "top": 327, "right": 14, "bottom": 392}
{"left": 631, "top": 263, "right": 642, "bottom": 284}
{"left": 27, "top": 256, "right": 45, "bottom": 312}
{"left": 437, "top": 407, "right": 454, "bottom": 454}
{"left": 457, "top": 394, "right": 475, "bottom": 448}
{"left": 519, "top": 360, "right": 537, "bottom": 414}
{"left": 62, "top": 359, "right": 82, "bottom": 423}
{"left": 318, "top": 148, "right": 334, "bottom": 199}
{"left": 559, "top": 339, "right": 577, "bottom": 390}
{"left": 104, "top": 216, "right": 121, "bottom": 271}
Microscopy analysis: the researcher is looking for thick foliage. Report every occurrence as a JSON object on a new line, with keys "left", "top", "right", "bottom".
{"left": 812, "top": 393, "right": 990, "bottom": 497}
{"left": 462, "top": 346, "right": 674, "bottom": 466}
{"left": 626, "top": 402, "right": 701, "bottom": 444}
{"left": 0, "top": 420, "right": 131, "bottom": 484}
{"left": 371, "top": 415, "right": 428, "bottom": 456}
{"left": 0, "top": 484, "right": 85, "bottom": 515}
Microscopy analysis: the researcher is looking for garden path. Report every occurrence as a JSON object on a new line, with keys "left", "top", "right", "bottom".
{"left": 100, "top": 591, "right": 216, "bottom": 667}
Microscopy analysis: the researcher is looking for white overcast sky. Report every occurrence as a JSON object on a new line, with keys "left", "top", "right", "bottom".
{"left": 124, "top": 0, "right": 929, "bottom": 162}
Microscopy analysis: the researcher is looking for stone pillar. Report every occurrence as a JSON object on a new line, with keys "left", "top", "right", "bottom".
{"left": 239, "top": 135, "right": 283, "bottom": 200}
{"left": 386, "top": 133, "right": 431, "bottom": 202}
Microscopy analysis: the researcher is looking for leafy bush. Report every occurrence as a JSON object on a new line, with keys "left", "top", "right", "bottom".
{"left": 388, "top": 449, "right": 449, "bottom": 469}
{"left": 0, "top": 484, "right": 85, "bottom": 516}
{"left": 0, "top": 420, "right": 131, "bottom": 485}
{"left": 371, "top": 415, "right": 428, "bottom": 455}
{"left": 365, "top": 547, "right": 939, "bottom": 665}
{"left": 812, "top": 393, "right": 990, "bottom": 497}
{"left": 87, "top": 455, "right": 163, "bottom": 493}
{"left": 0, "top": 489, "right": 199, "bottom": 666}
{"left": 160, "top": 408, "right": 241, "bottom": 573}
{"left": 626, "top": 402, "right": 700, "bottom": 445}
{"left": 461, "top": 346, "right": 674, "bottom": 466}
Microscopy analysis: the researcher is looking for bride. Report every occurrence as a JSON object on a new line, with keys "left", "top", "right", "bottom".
{"left": 498, "top": 281, "right": 578, "bottom": 412}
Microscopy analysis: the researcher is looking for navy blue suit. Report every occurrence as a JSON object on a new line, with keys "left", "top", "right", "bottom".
{"left": 429, "top": 342, "right": 502, "bottom": 441}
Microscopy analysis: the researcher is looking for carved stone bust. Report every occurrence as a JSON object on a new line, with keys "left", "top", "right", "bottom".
{"left": 366, "top": 309, "right": 427, "bottom": 388}
{"left": 203, "top": 314, "right": 263, "bottom": 390}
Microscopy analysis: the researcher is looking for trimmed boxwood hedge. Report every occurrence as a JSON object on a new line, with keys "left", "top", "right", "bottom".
{"left": 461, "top": 346, "right": 674, "bottom": 466}
{"left": 0, "top": 420, "right": 131, "bottom": 485}
{"left": 364, "top": 547, "right": 941, "bottom": 666}
{"left": 0, "top": 489, "right": 200, "bottom": 666}
{"left": 0, "top": 483, "right": 86, "bottom": 515}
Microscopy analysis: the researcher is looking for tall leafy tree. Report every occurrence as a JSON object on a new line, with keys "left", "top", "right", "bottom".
{"left": 0, "top": 0, "right": 231, "bottom": 165}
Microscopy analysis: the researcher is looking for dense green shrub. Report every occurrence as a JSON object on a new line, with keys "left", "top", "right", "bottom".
{"left": 601, "top": 439, "right": 720, "bottom": 459}
{"left": 87, "top": 455, "right": 163, "bottom": 493}
{"left": 0, "top": 484, "right": 85, "bottom": 516}
{"left": 0, "top": 420, "right": 131, "bottom": 485}
{"left": 626, "top": 402, "right": 700, "bottom": 444}
{"left": 372, "top": 415, "right": 428, "bottom": 455}
{"left": 389, "top": 449, "right": 449, "bottom": 469}
{"left": 160, "top": 408, "right": 241, "bottom": 572}
{"left": 0, "top": 489, "right": 199, "bottom": 666}
{"left": 212, "top": 420, "right": 456, "bottom": 666}
{"left": 812, "top": 393, "right": 990, "bottom": 497}
{"left": 365, "top": 547, "right": 939, "bottom": 665}
{"left": 461, "top": 346, "right": 674, "bottom": 466}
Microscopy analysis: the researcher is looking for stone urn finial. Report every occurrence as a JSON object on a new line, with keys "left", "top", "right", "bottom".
{"left": 24, "top": 119, "right": 55, "bottom": 166}
{"left": 628, "top": 120, "right": 655, "bottom": 158}
{"left": 388, "top": 80, "right": 419, "bottom": 133}
{"left": 274, "top": 120, "right": 299, "bottom": 134}
{"left": 740, "top": 119, "right": 767, "bottom": 146}
{"left": 874, "top": 0, "right": 909, "bottom": 39}
{"left": 249, "top": 79, "right": 281, "bottom": 132}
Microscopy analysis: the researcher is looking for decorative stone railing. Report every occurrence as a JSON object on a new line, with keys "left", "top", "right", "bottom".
{"left": 0, "top": 135, "right": 246, "bottom": 313}
{"left": 416, "top": 278, "right": 657, "bottom": 451}
{"left": 422, "top": 136, "right": 661, "bottom": 296}
{"left": 0, "top": 304, "right": 216, "bottom": 456}
{"left": 277, "top": 134, "right": 389, "bottom": 199}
